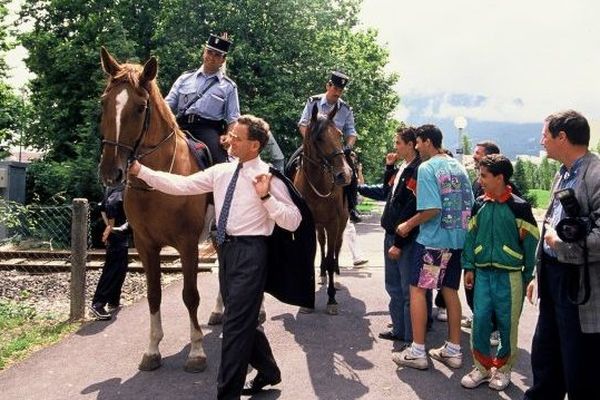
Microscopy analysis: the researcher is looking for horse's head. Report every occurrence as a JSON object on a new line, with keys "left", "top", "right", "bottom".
{"left": 304, "top": 104, "right": 352, "bottom": 186}
{"left": 98, "top": 47, "right": 157, "bottom": 186}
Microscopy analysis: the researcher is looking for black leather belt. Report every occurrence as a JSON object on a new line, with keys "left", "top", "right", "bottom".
{"left": 177, "top": 114, "right": 224, "bottom": 130}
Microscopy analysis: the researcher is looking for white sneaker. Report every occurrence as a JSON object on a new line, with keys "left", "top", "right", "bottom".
{"left": 428, "top": 343, "right": 463, "bottom": 369}
{"left": 490, "top": 331, "right": 500, "bottom": 347}
{"left": 489, "top": 370, "right": 511, "bottom": 391}
{"left": 392, "top": 347, "right": 428, "bottom": 370}
{"left": 436, "top": 308, "right": 448, "bottom": 322}
{"left": 461, "top": 367, "right": 492, "bottom": 388}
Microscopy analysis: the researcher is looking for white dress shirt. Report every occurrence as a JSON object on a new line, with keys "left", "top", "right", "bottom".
{"left": 136, "top": 156, "right": 301, "bottom": 236}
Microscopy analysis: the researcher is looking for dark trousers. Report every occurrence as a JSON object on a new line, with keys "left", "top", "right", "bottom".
{"left": 92, "top": 238, "right": 128, "bottom": 306}
{"left": 344, "top": 154, "right": 358, "bottom": 211}
{"left": 524, "top": 256, "right": 600, "bottom": 400}
{"left": 181, "top": 124, "right": 227, "bottom": 164}
{"left": 217, "top": 236, "right": 279, "bottom": 400}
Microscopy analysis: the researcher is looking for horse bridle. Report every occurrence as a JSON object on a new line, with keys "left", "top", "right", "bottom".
{"left": 301, "top": 124, "right": 346, "bottom": 198}
{"left": 102, "top": 96, "right": 176, "bottom": 166}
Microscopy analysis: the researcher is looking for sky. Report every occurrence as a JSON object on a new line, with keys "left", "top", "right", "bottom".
{"left": 358, "top": 0, "right": 600, "bottom": 128}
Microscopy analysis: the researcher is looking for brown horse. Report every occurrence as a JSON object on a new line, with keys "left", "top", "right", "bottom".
{"left": 98, "top": 47, "right": 208, "bottom": 372}
{"left": 294, "top": 104, "right": 352, "bottom": 314}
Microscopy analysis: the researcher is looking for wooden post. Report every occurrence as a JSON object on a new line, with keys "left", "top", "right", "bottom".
{"left": 70, "top": 198, "right": 88, "bottom": 320}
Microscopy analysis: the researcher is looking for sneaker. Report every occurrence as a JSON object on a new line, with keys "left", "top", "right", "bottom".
{"left": 392, "top": 347, "right": 428, "bottom": 370}
{"left": 490, "top": 331, "right": 500, "bottom": 347}
{"left": 428, "top": 343, "right": 463, "bottom": 369}
{"left": 353, "top": 259, "right": 368, "bottom": 267}
{"left": 489, "top": 370, "right": 511, "bottom": 391}
{"left": 461, "top": 367, "right": 492, "bottom": 388}
{"left": 89, "top": 303, "right": 111, "bottom": 320}
{"left": 461, "top": 316, "right": 472, "bottom": 328}
{"left": 436, "top": 308, "right": 448, "bottom": 322}
{"left": 349, "top": 209, "right": 362, "bottom": 223}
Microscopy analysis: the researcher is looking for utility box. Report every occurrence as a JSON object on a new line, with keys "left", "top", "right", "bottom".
{"left": 0, "top": 161, "right": 28, "bottom": 240}
{"left": 0, "top": 168, "right": 7, "bottom": 188}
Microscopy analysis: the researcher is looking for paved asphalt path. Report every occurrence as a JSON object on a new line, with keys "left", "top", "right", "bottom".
{"left": 0, "top": 206, "right": 538, "bottom": 399}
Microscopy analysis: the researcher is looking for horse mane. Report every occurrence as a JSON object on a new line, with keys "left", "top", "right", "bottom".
{"left": 107, "top": 62, "right": 179, "bottom": 131}
{"left": 307, "top": 115, "right": 330, "bottom": 147}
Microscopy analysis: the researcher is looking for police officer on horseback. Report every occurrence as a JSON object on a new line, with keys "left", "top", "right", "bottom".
{"left": 165, "top": 33, "right": 240, "bottom": 164}
{"left": 298, "top": 71, "right": 362, "bottom": 222}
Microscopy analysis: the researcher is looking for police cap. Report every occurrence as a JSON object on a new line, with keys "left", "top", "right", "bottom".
{"left": 329, "top": 71, "right": 349, "bottom": 89}
{"left": 206, "top": 34, "right": 232, "bottom": 55}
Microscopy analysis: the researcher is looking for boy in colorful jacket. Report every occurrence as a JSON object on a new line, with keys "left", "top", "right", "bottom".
{"left": 460, "top": 154, "right": 539, "bottom": 391}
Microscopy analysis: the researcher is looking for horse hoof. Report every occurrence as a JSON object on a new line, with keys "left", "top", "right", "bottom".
{"left": 334, "top": 282, "right": 345, "bottom": 290}
{"left": 184, "top": 356, "right": 207, "bottom": 373}
{"left": 258, "top": 310, "right": 267, "bottom": 324}
{"left": 208, "top": 312, "right": 223, "bottom": 325}
{"left": 319, "top": 276, "right": 327, "bottom": 285}
{"left": 299, "top": 307, "right": 314, "bottom": 314}
{"left": 326, "top": 304, "right": 338, "bottom": 315}
{"left": 138, "top": 353, "right": 162, "bottom": 371}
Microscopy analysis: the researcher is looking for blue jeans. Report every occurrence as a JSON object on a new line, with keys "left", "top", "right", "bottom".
{"left": 384, "top": 233, "right": 413, "bottom": 341}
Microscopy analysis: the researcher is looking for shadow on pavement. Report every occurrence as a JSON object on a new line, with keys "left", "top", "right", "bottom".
{"left": 272, "top": 285, "right": 374, "bottom": 399}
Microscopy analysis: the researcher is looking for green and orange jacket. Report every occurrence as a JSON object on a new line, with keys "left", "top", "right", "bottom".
{"left": 461, "top": 187, "right": 540, "bottom": 283}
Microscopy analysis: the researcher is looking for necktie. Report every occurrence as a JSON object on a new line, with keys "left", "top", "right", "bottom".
{"left": 216, "top": 163, "right": 242, "bottom": 246}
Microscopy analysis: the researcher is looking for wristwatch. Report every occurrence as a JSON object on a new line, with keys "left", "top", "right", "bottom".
{"left": 260, "top": 193, "right": 271, "bottom": 201}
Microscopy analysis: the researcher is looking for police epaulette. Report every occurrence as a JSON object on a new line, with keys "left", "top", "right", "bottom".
{"left": 338, "top": 98, "right": 350, "bottom": 109}
{"left": 223, "top": 75, "right": 237, "bottom": 86}
{"left": 309, "top": 95, "right": 322, "bottom": 102}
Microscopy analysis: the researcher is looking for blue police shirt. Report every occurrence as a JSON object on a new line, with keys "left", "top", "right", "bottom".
{"left": 165, "top": 67, "right": 240, "bottom": 124}
{"left": 298, "top": 94, "right": 357, "bottom": 138}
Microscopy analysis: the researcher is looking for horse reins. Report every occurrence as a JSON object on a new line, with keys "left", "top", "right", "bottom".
{"left": 102, "top": 95, "right": 179, "bottom": 189}
{"left": 301, "top": 126, "right": 346, "bottom": 198}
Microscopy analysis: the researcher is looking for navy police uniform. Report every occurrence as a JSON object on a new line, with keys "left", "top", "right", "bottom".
{"left": 165, "top": 34, "right": 240, "bottom": 164}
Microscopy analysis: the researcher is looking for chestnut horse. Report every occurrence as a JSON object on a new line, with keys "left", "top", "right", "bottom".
{"left": 294, "top": 105, "right": 352, "bottom": 314}
{"left": 98, "top": 47, "right": 208, "bottom": 372}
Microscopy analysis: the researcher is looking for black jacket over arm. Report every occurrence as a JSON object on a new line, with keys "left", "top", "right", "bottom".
{"left": 265, "top": 168, "right": 316, "bottom": 309}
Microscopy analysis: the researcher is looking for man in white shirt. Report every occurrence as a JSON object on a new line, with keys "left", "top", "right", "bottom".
{"left": 130, "top": 115, "right": 301, "bottom": 399}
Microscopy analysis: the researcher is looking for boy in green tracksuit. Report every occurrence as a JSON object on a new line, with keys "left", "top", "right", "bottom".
{"left": 460, "top": 154, "right": 539, "bottom": 391}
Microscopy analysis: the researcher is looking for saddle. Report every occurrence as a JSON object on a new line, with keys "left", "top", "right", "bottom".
{"left": 183, "top": 131, "right": 213, "bottom": 170}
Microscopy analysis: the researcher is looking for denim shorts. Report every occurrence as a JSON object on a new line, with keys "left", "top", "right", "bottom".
{"left": 410, "top": 242, "right": 462, "bottom": 290}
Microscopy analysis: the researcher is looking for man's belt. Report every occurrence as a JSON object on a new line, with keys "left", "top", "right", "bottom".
{"left": 177, "top": 114, "right": 225, "bottom": 131}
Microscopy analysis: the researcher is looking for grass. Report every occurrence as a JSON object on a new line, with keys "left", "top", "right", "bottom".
{"left": 357, "top": 198, "right": 379, "bottom": 213}
{"left": 0, "top": 300, "right": 79, "bottom": 370}
{"left": 529, "top": 189, "right": 551, "bottom": 209}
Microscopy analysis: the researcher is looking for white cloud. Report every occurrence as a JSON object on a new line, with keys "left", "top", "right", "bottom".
{"left": 360, "top": 0, "right": 600, "bottom": 123}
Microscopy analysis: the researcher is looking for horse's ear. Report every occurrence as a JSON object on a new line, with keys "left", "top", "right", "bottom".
{"left": 310, "top": 104, "right": 319, "bottom": 124}
{"left": 140, "top": 56, "right": 158, "bottom": 89}
{"left": 328, "top": 103, "right": 339, "bottom": 121}
{"left": 100, "top": 46, "right": 120, "bottom": 77}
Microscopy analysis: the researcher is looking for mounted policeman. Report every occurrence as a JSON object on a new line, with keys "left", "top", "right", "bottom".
{"left": 165, "top": 33, "right": 240, "bottom": 164}
{"left": 296, "top": 71, "right": 362, "bottom": 222}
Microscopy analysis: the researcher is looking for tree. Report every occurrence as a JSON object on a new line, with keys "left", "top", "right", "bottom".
{"left": 461, "top": 133, "right": 472, "bottom": 155}
{"left": 0, "top": 0, "right": 23, "bottom": 158}
{"left": 19, "top": 0, "right": 399, "bottom": 201}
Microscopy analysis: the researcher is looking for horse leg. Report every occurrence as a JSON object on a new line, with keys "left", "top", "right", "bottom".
{"left": 318, "top": 227, "right": 327, "bottom": 285}
{"left": 138, "top": 245, "right": 164, "bottom": 371}
{"left": 334, "top": 222, "right": 346, "bottom": 290}
{"left": 208, "top": 291, "right": 224, "bottom": 325}
{"left": 326, "top": 255, "right": 338, "bottom": 315}
{"left": 325, "top": 234, "right": 338, "bottom": 315}
{"left": 180, "top": 242, "right": 207, "bottom": 373}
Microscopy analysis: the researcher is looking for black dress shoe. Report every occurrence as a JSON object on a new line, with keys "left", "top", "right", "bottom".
{"left": 241, "top": 373, "right": 281, "bottom": 395}
{"left": 378, "top": 330, "right": 403, "bottom": 341}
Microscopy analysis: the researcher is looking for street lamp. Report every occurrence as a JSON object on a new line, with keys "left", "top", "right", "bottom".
{"left": 453, "top": 116, "right": 468, "bottom": 164}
